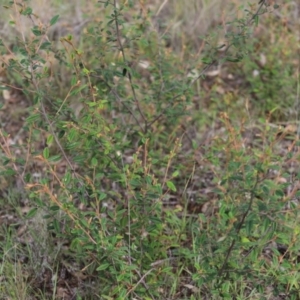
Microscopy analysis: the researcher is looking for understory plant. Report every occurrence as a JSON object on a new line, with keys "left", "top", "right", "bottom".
{"left": 2, "top": 0, "right": 299, "bottom": 299}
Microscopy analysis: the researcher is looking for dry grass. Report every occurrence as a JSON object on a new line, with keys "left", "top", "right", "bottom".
{"left": 151, "top": 0, "right": 251, "bottom": 50}
{"left": 0, "top": 0, "right": 253, "bottom": 50}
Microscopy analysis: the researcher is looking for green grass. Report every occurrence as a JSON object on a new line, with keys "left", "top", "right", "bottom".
{"left": 0, "top": 0, "right": 300, "bottom": 299}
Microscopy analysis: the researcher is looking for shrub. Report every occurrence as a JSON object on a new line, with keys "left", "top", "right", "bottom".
{"left": 2, "top": 1, "right": 299, "bottom": 299}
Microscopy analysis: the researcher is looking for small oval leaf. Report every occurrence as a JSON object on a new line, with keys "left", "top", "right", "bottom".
{"left": 50, "top": 15, "right": 60, "bottom": 26}
{"left": 166, "top": 181, "right": 176, "bottom": 192}
{"left": 43, "top": 147, "right": 49, "bottom": 159}
{"left": 26, "top": 208, "right": 38, "bottom": 219}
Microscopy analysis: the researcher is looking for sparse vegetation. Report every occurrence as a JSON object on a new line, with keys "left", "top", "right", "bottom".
{"left": 0, "top": 0, "right": 299, "bottom": 299}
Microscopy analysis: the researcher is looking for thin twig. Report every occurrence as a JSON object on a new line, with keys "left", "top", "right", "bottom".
{"left": 125, "top": 268, "right": 154, "bottom": 297}
{"left": 112, "top": 0, "right": 147, "bottom": 127}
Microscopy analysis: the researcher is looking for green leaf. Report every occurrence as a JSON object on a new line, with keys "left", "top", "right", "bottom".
{"left": 91, "top": 157, "right": 98, "bottom": 167}
{"left": 254, "top": 15, "right": 259, "bottom": 26}
{"left": 226, "top": 57, "right": 241, "bottom": 63}
{"left": 26, "top": 208, "right": 38, "bottom": 219}
{"left": 96, "top": 263, "right": 110, "bottom": 271}
{"left": 201, "top": 57, "right": 212, "bottom": 64}
{"left": 26, "top": 113, "right": 40, "bottom": 124}
{"left": 31, "top": 26, "right": 42, "bottom": 36}
{"left": 172, "top": 170, "right": 179, "bottom": 178}
{"left": 82, "top": 68, "right": 90, "bottom": 75}
{"left": 73, "top": 155, "right": 86, "bottom": 163}
{"left": 53, "top": 219, "right": 60, "bottom": 233}
{"left": 40, "top": 42, "right": 52, "bottom": 50}
{"left": 48, "top": 155, "right": 62, "bottom": 162}
{"left": 166, "top": 181, "right": 176, "bottom": 192}
{"left": 70, "top": 84, "right": 88, "bottom": 96}
{"left": 21, "top": 7, "right": 32, "bottom": 16}
{"left": 99, "top": 192, "right": 107, "bottom": 200}
{"left": 107, "top": 20, "right": 114, "bottom": 26}
{"left": 71, "top": 76, "right": 77, "bottom": 86}
{"left": 87, "top": 102, "right": 97, "bottom": 107}
{"left": 245, "top": 219, "right": 254, "bottom": 236}
{"left": 79, "top": 218, "right": 89, "bottom": 228}
{"left": 66, "top": 141, "right": 79, "bottom": 150}
{"left": 64, "top": 172, "right": 72, "bottom": 184}
{"left": 241, "top": 236, "right": 251, "bottom": 243}
{"left": 2, "top": 157, "right": 10, "bottom": 166}
{"left": 50, "top": 205, "right": 60, "bottom": 211}
{"left": 47, "top": 134, "right": 54, "bottom": 145}
{"left": 50, "top": 15, "right": 60, "bottom": 26}
{"left": 43, "top": 147, "right": 49, "bottom": 159}
{"left": 129, "top": 178, "right": 141, "bottom": 188}
{"left": 58, "top": 130, "right": 65, "bottom": 138}
{"left": 2, "top": 168, "right": 17, "bottom": 176}
{"left": 70, "top": 238, "right": 82, "bottom": 251}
